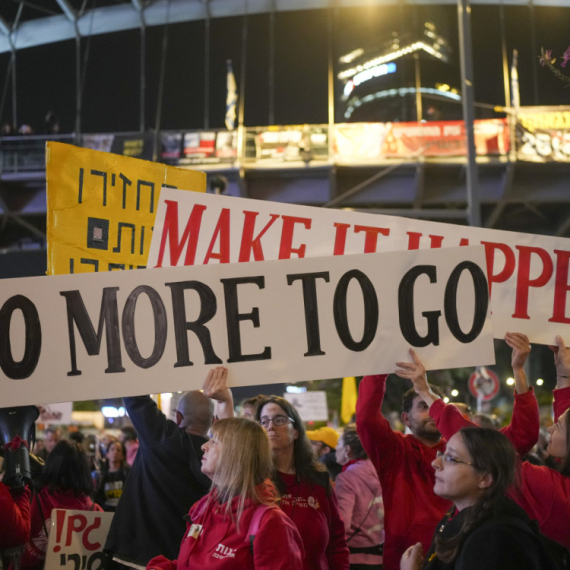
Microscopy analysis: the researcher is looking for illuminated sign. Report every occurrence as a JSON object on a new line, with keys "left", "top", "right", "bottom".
{"left": 338, "top": 41, "right": 443, "bottom": 81}
{"left": 354, "top": 62, "right": 397, "bottom": 86}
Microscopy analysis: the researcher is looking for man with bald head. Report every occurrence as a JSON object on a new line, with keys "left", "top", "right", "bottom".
{"left": 104, "top": 367, "right": 233, "bottom": 569}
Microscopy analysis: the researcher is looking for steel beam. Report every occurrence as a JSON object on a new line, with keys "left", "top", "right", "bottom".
{"left": 55, "top": 0, "right": 77, "bottom": 22}
{"left": 0, "top": 0, "right": 565, "bottom": 54}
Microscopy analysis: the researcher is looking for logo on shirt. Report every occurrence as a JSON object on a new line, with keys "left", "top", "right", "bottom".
{"left": 308, "top": 496, "right": 320, "bottom": 509}
{"left": 213, "top": 543, "right": 237, "bottom": 559}
{"left": 187, "top": 524, "right": 202, "bottom": 539}
{"left": 281, "top": 493, "right": 320, "bottom": 510}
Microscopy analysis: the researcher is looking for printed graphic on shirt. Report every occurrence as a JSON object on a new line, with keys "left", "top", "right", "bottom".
{"left": 281, "top": 493, "right": 320, "bottom": 510}
{"left": 213, "top": 543, "right": 237, "bottom": 559}
{"left": 188, "top": 524, "right": 203, "bottom": 539}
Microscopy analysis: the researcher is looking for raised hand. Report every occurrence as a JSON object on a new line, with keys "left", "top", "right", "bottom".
{"left": 396, "top": 348, "right": 430, "bottom": 395}
{"left": 202, "top": 366, "right": 234, "bottom": 419}
{"left": 505, "top": 332, "right": 531, "bottom": 372}
{"left": 550, "top": 335, "right": 570, "bottom": 388}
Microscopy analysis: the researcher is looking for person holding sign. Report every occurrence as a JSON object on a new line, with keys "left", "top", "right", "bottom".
{"left": 104, "top": 367, "right": 234, "bottom": 569}
{"left": 147, "top": 418, "right": 304, "bottom": 570}
{"left": 412, "top": 335, "right": 570, "bottom": 559}
{"left": 400, "top": 428, "right": 554, "bottom": 570}
{"left": 254, "top": 396, "right": 349, "bottom": 570}
{"left": 21, "top": 440, "right": 103, "bottom": 570}
{"left": 356, "top": 335, "right": 539, "bottom": 570}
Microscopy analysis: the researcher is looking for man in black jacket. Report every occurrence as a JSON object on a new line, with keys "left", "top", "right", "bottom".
{"left": 104, "top": 367, "right": 233, "bottom": 568}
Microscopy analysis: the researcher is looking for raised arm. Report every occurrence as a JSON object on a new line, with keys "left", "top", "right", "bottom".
{"left": 505, "top": 332, "right": 531, "bottom": 394}
{"left": 395, "top": 349, "right": 439, "bottom": 407}
{"left": 356, "top": 374, "right": 407, "bottom": 473}
{"left": 397, "top": 342, "right": 539, "bottom": 457}
{"left": 551, "top": 335, "right": 570, "bottom": 421}
{"left": 202, "top": 366, "right": 234, "bottom": 420}
{"left": 500, "top": 333, "right": 539, "bottom": 456}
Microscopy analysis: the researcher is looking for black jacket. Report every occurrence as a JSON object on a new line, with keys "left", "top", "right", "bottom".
{"left": 423, "top": 496, "right": 557, "bottom": 570}
{"left": 104, "top": 396, "right": 210, "bottom": 566}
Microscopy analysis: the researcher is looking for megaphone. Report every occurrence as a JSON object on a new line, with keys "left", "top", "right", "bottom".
{"left": 0, "top": 405, "right": 39, "bottom": 489}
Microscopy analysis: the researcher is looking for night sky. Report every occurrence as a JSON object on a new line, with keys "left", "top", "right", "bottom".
{"left": 0, "top": 4, "right": 569, "bottom": 134}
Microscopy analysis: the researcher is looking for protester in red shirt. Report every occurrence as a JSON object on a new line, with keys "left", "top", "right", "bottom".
{"left": 0, "top": 482, "right": 30, "bottom": 550}
{"left": 20, "top": 440, "right": 102, "bottom": 570}
{"left": 411, "top": 333, "right": 570, "bottom": 555}
{"left": 255, "top": 396, "right": 349, "bottom": 570}
{"left": 357, "top": 333, "right": 539, "bottom": 570}
{"left": 146, "top": 418, "right": 304, "bottom": 570}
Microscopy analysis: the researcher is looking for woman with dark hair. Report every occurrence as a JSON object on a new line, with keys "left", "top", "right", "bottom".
{"left": 254, "top": 396, "right": 349, "bottom": 570}
{"left": 20, "top": 440, "right": 102, "bottom": 569}
{"left": 335, "top": 425, "right": 384, "bottom": 570}
{"left": 147, "top": 418, "right": 304, "bottom": 569}
{"left": 401, "top": 428, "right": 552, "bottom": 570}
{"left": 94, "top": 440, "right": 130, "bottom": 511}
{"left": 404, "top": 334, "right": 570, "bottom": 554}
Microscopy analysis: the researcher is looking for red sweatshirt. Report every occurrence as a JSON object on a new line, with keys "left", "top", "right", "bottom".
{"left": 0, "top": 483, "right": 31, "bottom": 549}
{"left": 429, "top": 387, "right": 540, "bottom": 457}
{"left": 432, "top": 386, "right": 570, "bottom": 549}
{"left": 20, "top": 488, "right": 102, "bottom": 570}
{"left": 146, "top": 490, "right": 304, "bottom": 570}
{"left": 356, "top": 375, "right": 450, "bottom": 570}
{"left": 357, "top": 376, "right": 539, "bottom": 570}
{"left": 277, "top": 472, "right": 349, "bottom": 570}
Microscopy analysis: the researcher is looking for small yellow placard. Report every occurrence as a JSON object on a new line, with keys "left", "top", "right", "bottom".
{"left": 46, "top": 141, "right": 205, "bottom": 275}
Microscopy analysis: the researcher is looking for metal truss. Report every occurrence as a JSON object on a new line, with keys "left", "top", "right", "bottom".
{"left": 0, "top": 0, "right": 566, "bottom": 54}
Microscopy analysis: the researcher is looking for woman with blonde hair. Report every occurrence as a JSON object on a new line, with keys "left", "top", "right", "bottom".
{"left": 146, "top": 418, "right": 304, "bottom": 570}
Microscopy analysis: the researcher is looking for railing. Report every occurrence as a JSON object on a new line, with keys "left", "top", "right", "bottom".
{"left": 2, "top": 109, "right": 570, "bottom": 175}
{"left": 0, "top": 134, "right": 74, "bottom": 174}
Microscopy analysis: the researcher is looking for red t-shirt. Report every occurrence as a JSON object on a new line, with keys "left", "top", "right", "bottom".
{"left": 277, "top": 472, "right": 349, "bottom": 570}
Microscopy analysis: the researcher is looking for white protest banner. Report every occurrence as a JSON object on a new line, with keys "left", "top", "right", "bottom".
{"left": 147, "top": 190, "right": 570, "bottom": 345}
{"left": 38, "top": 402, "right": 73, "bottom": 425}
{"left": 44, "top": 509, "right": 113, "bottom": 570}
{"left": 0, "top": 246, "right": 493, "bottom": 407}
{"left": 284, "top": 391, "right": 329, "bottom": 422}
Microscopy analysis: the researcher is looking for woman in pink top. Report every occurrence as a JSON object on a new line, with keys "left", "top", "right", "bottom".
{"left": 335, "top": 425, "right": 384, "bottom": 569}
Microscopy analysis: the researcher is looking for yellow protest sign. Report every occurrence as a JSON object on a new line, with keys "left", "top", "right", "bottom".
{"left": 46, "top": 141, "right": 205, "bottom": 275}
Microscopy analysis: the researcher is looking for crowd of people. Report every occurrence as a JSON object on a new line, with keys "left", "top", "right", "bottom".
{"left": 0, "top": 333, "right": 569, "bottom": 570}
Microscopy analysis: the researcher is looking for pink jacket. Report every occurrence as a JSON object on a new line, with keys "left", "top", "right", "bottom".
{"left": 335, "top": 459, "right": 384, "bottom": 567}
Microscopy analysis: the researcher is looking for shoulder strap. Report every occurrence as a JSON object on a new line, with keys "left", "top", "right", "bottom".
{"left": 247, "top": 505, "right": 276, "bottom": 555}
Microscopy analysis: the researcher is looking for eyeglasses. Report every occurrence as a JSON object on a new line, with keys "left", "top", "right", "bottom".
{"left": 436, "top": 451, "right": 473, "bottom": 466}
{"left": 259, "top": 415, "right": 294, "bottom": 428}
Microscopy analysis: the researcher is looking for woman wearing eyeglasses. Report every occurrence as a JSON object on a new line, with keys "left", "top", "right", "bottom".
{"left": 255, "top": 396, "right": 349, "bottom": 570}
{"left": 403, "top": 334, "right": 570, "bottom": 560}
{"left": 400, "top": 428, "right": 553, "bottom": 570}
{"left": 147, "top": 417, "right": 304, "bottom": 570}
